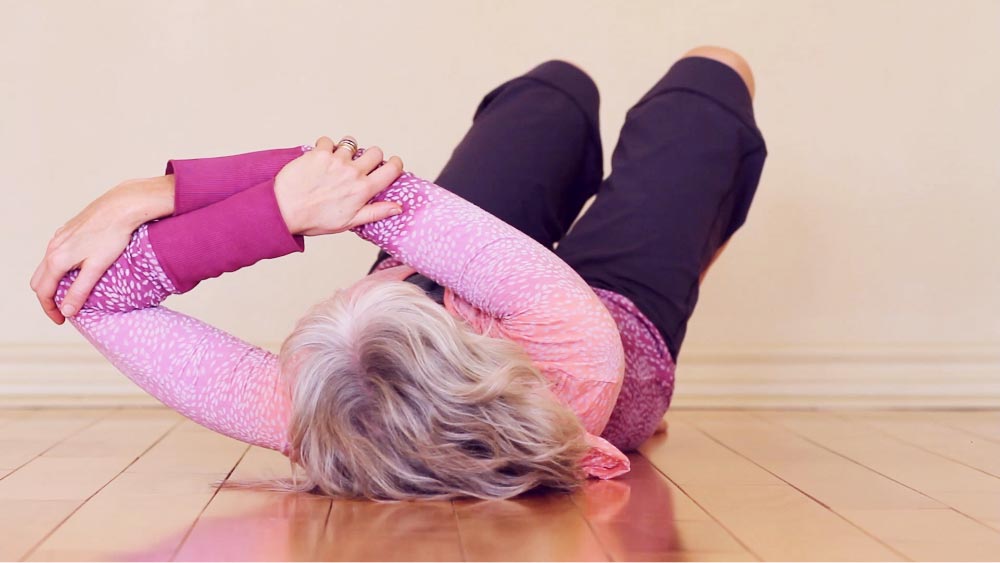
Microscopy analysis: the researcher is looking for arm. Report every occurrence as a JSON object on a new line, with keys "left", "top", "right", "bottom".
{"left": 30, "top": 145, "right": 308, "bottom": 324}
{"left": 54, "top": 222, "right": 292, "bottom": 453}
{"left": 146, "top": 175, "right": 304, "bottom": 293}
{"left": 163, "top": 145, "right": 311, "bottom": 216}
{"left": 50, "top": 142, "right": 388, "bottom": 453}
{"left": 42, "top": 139, "right": 396, "bottom": 324}
{"left": 349, "top": 155, "right": 629, "bottom": 477}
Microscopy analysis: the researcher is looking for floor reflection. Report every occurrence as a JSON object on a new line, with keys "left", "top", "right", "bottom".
{"left": 318, "top": 499, "right": 462, "bottom": 561}
{"left": 573, "top": 452, "right": 684, "bottom": 558}
{"left": 111, "top": 492, "right": 331, "bottom": 561}
{"left": 452, "top": 487, "right": 611, "bottom": 561}
{"left": 107, "top": 452, "right": 681, "bottom": 561}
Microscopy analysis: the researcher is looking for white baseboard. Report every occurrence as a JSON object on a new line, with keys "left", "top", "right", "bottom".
{"left": 1, "top": 342, "right": 997, "bottom": 409}
{"left": 670, "top": 342, "right": 1000, "bottom": 408}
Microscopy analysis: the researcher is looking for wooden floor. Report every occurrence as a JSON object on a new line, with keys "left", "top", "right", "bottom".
{"left": 1, "top": 408, "right": 999, "bottom": 561}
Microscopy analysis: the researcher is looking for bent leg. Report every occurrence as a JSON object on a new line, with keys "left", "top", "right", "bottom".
{"left": 562, "top": 47, "right": 767, "bottom": 450}
{"left": 369, "top": 59, "right": 604, "bottom": 273}
{"left": 555, "top": 47, "right": 768, "bottom": 363}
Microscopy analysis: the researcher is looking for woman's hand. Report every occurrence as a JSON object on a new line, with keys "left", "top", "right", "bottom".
{"left": 29, "top": 177, "right": 175, "bottom": 324}
{"left": 274, "top": 136, "right": 404, "bottom": 236}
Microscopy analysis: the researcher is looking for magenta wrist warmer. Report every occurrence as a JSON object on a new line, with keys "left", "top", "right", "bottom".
{"left": 167, "top": 146, "right": 307, "bottom": 215}
{"left": 147, "top": 176, "right": 304, "bottom": 293}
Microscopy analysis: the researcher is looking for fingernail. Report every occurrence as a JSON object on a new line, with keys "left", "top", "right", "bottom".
{"left": 60, "top": 304, "right": 75, "bottom": 317}
{"left": 391, "top": 207, "right": 403, "bottom": 215}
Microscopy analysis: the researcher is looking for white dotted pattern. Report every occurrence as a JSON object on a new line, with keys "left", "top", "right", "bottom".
{"left": 55, "top": 223, "right": 293, "bottom": 455}
{"left": 58, "top": 146, "right": 677, "bottom": 480}
{"left": 374, "top": 258, "right": 678, "bottom": 452}
{"left": 591, "top": 288, "right": 676, "bottom": 450}
{"left": 350, "top": 148, "right": 635, "bottom": 477}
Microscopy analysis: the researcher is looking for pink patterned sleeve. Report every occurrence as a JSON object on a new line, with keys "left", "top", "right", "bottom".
{"left": 54, "top": 223, "right": 293, "bottom": 454}
{"left": 57, "top": 143, "right": 627, "bottom": 477}
{"left": 350, "top": 152, "right": 629, "bottom": 478}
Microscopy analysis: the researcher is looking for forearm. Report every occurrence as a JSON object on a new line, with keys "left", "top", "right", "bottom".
{"left": 350, "top": 166, "right": 625, "bottom": 391}
{"left": 96, "top": 145, "right": 314, "bottom": 294}
{"left": 351, "top": 167, "right": 613, "bottom": 323}
{"left": 56, "top": 223, "right": 292, "bottom": 452}
{"left": 117, "top": 175, "right": 177, "bottom": 228}
{"left": 145, "top": 175, "right": 304, "bottom": 294}
{"left": 164, "top": 145, "right": 308, "bottom": 215}
{"left": 120, "top": 143, "right": 308, "bottom": 226}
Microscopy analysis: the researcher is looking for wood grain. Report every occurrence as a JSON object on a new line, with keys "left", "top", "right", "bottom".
{"left": 5, "top": 407, "right": 1000, "bottom": 561}
{"left": 642, "top": 414, "right": 904, "bottom": 561}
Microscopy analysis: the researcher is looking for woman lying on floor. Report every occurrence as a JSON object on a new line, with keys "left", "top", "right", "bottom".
{"left": 30, "top": 47, "right": 766, "bottom": 502}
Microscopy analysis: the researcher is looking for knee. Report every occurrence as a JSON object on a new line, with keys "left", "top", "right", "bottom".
{"left": 532, "top": 59, "right": 599, "bottom": 100}
{"left": 539, "top": 58, "right": 594, "bottom": 82}
{"left": 681, "top": 45, "right": 756, "bottom": 100}
{"left": 523, "top": 59, "right": 600, "bottom": 126}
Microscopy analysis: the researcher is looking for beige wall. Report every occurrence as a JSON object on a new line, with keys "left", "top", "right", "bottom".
{"left": 3, "top": 0, "right": 998, "bottom": 406}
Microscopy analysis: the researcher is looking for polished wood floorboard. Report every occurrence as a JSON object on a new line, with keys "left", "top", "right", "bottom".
{"left": 1, "top": 408, "right": 999, "bottom": 561}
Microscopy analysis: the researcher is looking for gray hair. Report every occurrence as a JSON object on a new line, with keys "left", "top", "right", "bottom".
{"left": 219, "top": 277, "right": 591, "bottom": 501}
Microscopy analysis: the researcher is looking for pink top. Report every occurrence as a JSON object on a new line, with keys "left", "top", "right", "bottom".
{"left": 56, "top": 144, "right": 676, "bottom": 481}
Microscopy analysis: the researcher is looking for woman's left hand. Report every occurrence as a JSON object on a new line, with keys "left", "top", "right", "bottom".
{"left": 29, "top": 179, "right": 169, "bottom": 324}
{"left": 274, "top": 136, "right": 405, "bottom": 236}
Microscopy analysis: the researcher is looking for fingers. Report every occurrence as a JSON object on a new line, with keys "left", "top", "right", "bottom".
{"left": 31, "top": 226, "right": 73, "bottom": 324}
{"left": 344, "top": 201, "right": 404, "bottom": 231}
{"left": 331, "top": 135, "right": 358, "bottom": 164}
{"left": 352, "top": 145, "right": 384, "bottom": 174}
{"left": 58, "top": 263, "right": 104, "bottom": 318}
{"left": 33, "top": 267, "right": 66, "bottom": 325}
{"left": 314, "top": 136, "right": 335, "bottom": 153}
{"left": 363, "top": 155, "right": 405, "bottom": 197}
{"left": 31, "top": 247, "right": 73, "bottom": 324}
{"left": 31, "top": 227, "right": 68, "bottom": 290}
{"left": 36, "top": 292, "right": 65, "bottom": 325}
{"left": 29, "top": 257, "right": 46, "bottom": 293}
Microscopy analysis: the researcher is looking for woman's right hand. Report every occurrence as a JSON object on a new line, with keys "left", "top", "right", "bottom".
{"left": 274, "top": 136, "right": 405, "bottom": 237}
{"left": 29, "top": 177, "right": 174, "bottom": 323}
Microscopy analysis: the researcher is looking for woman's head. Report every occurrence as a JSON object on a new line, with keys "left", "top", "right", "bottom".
{"left": 266, "top": 278, "right": 590, "bottom": 501}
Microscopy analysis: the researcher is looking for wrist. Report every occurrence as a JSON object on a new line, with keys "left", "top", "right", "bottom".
{"left": 273, "top": 178, "right": 304, "bottom": 236}
{"left": 118, "top": 175, "right": 176, "bottom": 227}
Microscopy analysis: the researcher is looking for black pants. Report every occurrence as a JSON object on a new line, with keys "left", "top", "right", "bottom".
{"left": 370, "top": 57, "right": 767, "bottom": 362}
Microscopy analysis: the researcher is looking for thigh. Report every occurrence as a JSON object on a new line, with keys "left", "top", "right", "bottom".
{"left": 554, "top": 56, "right": 768, "bottom": 361}
{"left": 369, "top": 59, "right": 604, "bottom": 273}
